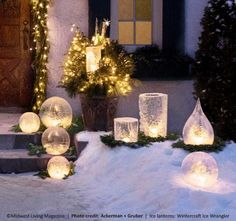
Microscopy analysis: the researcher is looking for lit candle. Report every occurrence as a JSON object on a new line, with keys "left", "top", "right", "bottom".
{"left": 114, "top": 117, "right": 138, "bottom": 143}
{"left": 86, "top": 46, "right": 101, "bottom": 73}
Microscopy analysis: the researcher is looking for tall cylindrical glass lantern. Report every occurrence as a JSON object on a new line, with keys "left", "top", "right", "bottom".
{"left": 86, "top": 46, "right": 101, "bottom": 73}
{"left": 139, "top": 93, "right": 168, "bottom": 137}
{"left": 114, "top": 117, "right": 138, "bottom": 143}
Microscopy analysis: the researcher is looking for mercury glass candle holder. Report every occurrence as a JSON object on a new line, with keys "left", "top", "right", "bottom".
{"left": 86, "top": 46, "right": 101, "bottom": 72}
{"left": 139, "top": 93, "right": 168, "bottom": 137}
{"left": 114, "top": 117, "right": 138, "bottom": 143}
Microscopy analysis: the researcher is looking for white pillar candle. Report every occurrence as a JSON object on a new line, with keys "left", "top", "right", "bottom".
{"left": 86, "top": 46, "right": 101, "bottom": 72}
{"left": 114, "top": 117, "right": 138, "bottom": 143}
{"left": 139, "top": 93, "right": 168, "bottom": 137}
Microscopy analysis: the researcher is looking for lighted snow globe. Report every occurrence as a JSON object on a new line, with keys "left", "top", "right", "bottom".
{"left": 183, "top": 99, "right": 214, "bottom": 145}
{"left": 181, "top": 152, "right": 218, "bottom": 188}
{"left": 42, "top": 127, "right": 70, "bottom": 155}
{"left": 19, "top": 112, "right": 40, "bottom": 133}
{"left": 47, "top": 156, "right": 70, "bottom": 179}
{"left": 39, "top": 96, "right": 72, "bottom": 129}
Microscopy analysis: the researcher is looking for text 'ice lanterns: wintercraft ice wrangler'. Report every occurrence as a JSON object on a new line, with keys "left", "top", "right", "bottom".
{"left": 139, "top": 93, "right": 168, "bottom": 138}
{"left": 114, "top": 117, "right": 138, "bottom": 143}
{"left": 183, "top": 99, "right": 214, "bottom": 145}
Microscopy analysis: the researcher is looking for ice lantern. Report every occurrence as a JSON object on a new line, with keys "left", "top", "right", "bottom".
{"left": 181, "top": 152, "right": 218, "bottom": 188}
{"left": 86, "top": 46, "right": 101, "bottom": 72}
{"left": 19, "top": 112, "right": 40, "bottom": 133}
{"left": 114, "top": 117, "right": 138, "bottom": 143}
{"left": 42, "top": 127, "right": 70, "bottom": 155}
{"left": 139, "top": 93, "right": 168, "bottom": 137}
{"left": 47, "top": 156, "right": 70, "bottom": 179}
{"left": 39, "top": 96, "right": 73, "bottom": 129}
{"left": 183, "top": 99, "right": 214, "bottom": 145}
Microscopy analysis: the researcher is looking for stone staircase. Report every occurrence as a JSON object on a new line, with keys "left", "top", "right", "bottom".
{"left": 0, "top": 113, "right": 86, "bottom": 173}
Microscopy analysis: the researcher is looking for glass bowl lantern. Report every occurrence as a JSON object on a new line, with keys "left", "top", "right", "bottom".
{"left": 42, "top": 127, "right": 70, "bottom": 155}
{"left": 39, "top": 96, "right": 73, "bottom": 129}
{"left": 47, "top": 156, "right": 70, "bottom": 179}
{"left": 19, "top": 112, "right": 40, "bottom": 133}
{"left": 114, "top": 117, "right": 138, "bottom": 143}
{"left": 183, "top": 99, "right": 214, "bottom": 145}
{"left": 181, "top": 152, "right": 218, "bottom": 188}
{"left": 139, "top": 93, "right": 168, "bottom": 137}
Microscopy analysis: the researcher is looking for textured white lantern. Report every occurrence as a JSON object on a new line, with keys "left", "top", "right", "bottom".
{"left": 19, "top": 112, "right": 40, "bottom": 133}
{"left": 47, "top": 156, "right": 70, "bottom": 179}
{"left": 183, "top": 99, "right": 214, "bottom": 145}
{"left": 86, "top": 46, "right": 101, "bottom": 72}
{"left": 139, "top": 93, "right": 168, "bottom": 137}
{"left": 181, "top": 152, "right": 218, "bottom": 188}
{"left": 39, "top": 96, "right": 72, "bottom": 129}
{"left": 42, "top": 127, "right": 70, "bottom": 155}
{"left": 114, "top": 117, "right": 138, "bottom": 143}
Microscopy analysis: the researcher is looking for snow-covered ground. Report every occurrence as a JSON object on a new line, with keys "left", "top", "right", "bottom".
{"left": 0, "top": 131, "right": 236, "bottom": 221}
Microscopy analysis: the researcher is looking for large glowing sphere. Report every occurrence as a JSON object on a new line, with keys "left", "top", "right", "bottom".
{"left": 183, "top": 99, "right": 214, "bottom": 145}
{"left": 19, "top": 112, "right": 40, "bottom": 133}
{"left": 47, "top": 156, "right": 70, "bottom": 179}
{"left": 39, "top": 96, "right": 72, "bottom": 129}
{"left": 181, "top": 152, "right": 218, "bottom": 188}
{"left": 42, "top": 127, "right": 70, "bottom": 155}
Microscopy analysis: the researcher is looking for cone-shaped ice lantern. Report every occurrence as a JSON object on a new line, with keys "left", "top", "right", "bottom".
{"left": 183, "top": 99, "right": 214, "bottom": 145}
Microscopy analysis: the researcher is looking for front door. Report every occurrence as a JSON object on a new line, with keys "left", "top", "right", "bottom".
{"left": 0, "top": 0, "right": 32, "bottom": 108}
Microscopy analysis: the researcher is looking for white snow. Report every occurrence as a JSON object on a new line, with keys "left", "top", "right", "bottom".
{"left": 0, "top": 131, "right": 236, "bottom": 221}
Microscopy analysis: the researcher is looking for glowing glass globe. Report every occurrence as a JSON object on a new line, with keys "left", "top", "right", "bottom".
{"left": 181, "top": 152, "right": 218, "bottom": 188}
{"left": 19, "top": 112, "right": 40, "bottom": 133}
{"left": 42, "top": 127, "right": 70, "bottom": 155}
{"left": 183, "top": 99, "right": 214, "bottom": 145}
{"left": 39, "top": 96, "right": 72, "bottom": 129}
{"left": 47, "top": 156, "right": 70, "bottom": 179}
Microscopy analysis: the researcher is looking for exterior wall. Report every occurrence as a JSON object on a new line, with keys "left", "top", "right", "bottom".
{"left": 47, "top": 0, "right": 88, "bottom": 113}
{"left": 46, "top": 0, "right": 196, "bottom": 133}
{"left": 184, "top": 0, "right": 208, "bottom": 57}
{"left": 117, "top": 81, "right": 195, "bottom": 133}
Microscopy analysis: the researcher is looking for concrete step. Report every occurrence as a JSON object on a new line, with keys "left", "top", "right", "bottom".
{"left": 0, "top": 149, "right": 76, "bottom": 174}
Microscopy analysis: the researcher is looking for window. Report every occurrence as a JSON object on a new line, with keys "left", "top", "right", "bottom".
{"left": 118, "top": 0, "right": 152, "bottom": 45}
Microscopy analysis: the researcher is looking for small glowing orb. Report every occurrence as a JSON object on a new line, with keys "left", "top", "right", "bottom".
{"left": 19, "top": 112, "right": 40, "bottom": 133}
{"left": 183, "top": 99, "right": 214, "bottom": 145}
{"left": 42, "top": 127, "right": 70, "bottom": 155}
{"left": 114, "top": 117, "right": 138, "bottom": 143}
{"left": 39, "top": 96, "right": 72, "bottom": 129}
{"left": 47, "top": 156, "right": 70, "bottom": 179}
{"left": 181, "top": 152, "right": 218, "bottom": 188}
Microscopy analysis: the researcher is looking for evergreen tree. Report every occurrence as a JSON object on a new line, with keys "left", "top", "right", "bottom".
{"left": 193, "top": 0, "right": 236, "bottom": 141}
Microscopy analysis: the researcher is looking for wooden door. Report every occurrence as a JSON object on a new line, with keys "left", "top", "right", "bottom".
{"left": 0, "top": 0, "right": 32, "bottom": 108}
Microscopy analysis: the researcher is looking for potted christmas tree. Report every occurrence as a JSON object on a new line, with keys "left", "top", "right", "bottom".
{"left": 60, "top": 20, "right": 135, "bottom": 131}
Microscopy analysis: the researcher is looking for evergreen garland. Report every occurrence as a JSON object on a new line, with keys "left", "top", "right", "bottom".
{"left": 172, "top": 137, "right": 227, "bottom": 153}
{"left": 30, "top": 0, "right": 50, "bottom": 112}
{"left": 101, "top": 132, "right": 179, "bottom": 149}
{"left": 193, "top": 0, "right": 236, "bottom": 141}
{"left": 60, "top": 27, "right": 135, "bottom": 97}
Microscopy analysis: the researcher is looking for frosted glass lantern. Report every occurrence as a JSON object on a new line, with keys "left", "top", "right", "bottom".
{"left": 47, "top": 156, "right": 70, "bottom": 179}
{"left": 114, "top": 117, "right": 138, "bottom": 143}
{"left": 181, "top": 152, "right": 218, "bottom": 188}
{"left": 19, "top": 112, "right": 40, "bottom": 133}
{"left": 183, "top": 99, "right": 214, "bottom": 145}
{"left": 42, "top": 127, "right": 70, "bottom": 155}
{"left": 39, "top": 96, "right": 72, "bottom": 129}
{"left": 139, "top": 93, "right": 168, "bottom": 137}
{"left": 86, "top": 46, "right": 101, "bottom": 72}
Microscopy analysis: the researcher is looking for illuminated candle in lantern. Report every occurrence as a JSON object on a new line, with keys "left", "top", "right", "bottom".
{"left": 47, "top": 156, "right": 70, "bottom": 179}
{"left": 86, "top": 46, "right": 101, "bottom": 72}
{"left": 139, "top": 93, "right": 168, "bottom": 137}
{"left": 181, "top": 152, "right": 218, "bottom": 188}
{"left": 183, "top": 99, "right": 214, "bottom": 145}
{"left": 19, "top": 112, "right": 41, "bottom": 133}
{"left": 114, "top": 117, "right": 138, "bottom": 143}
